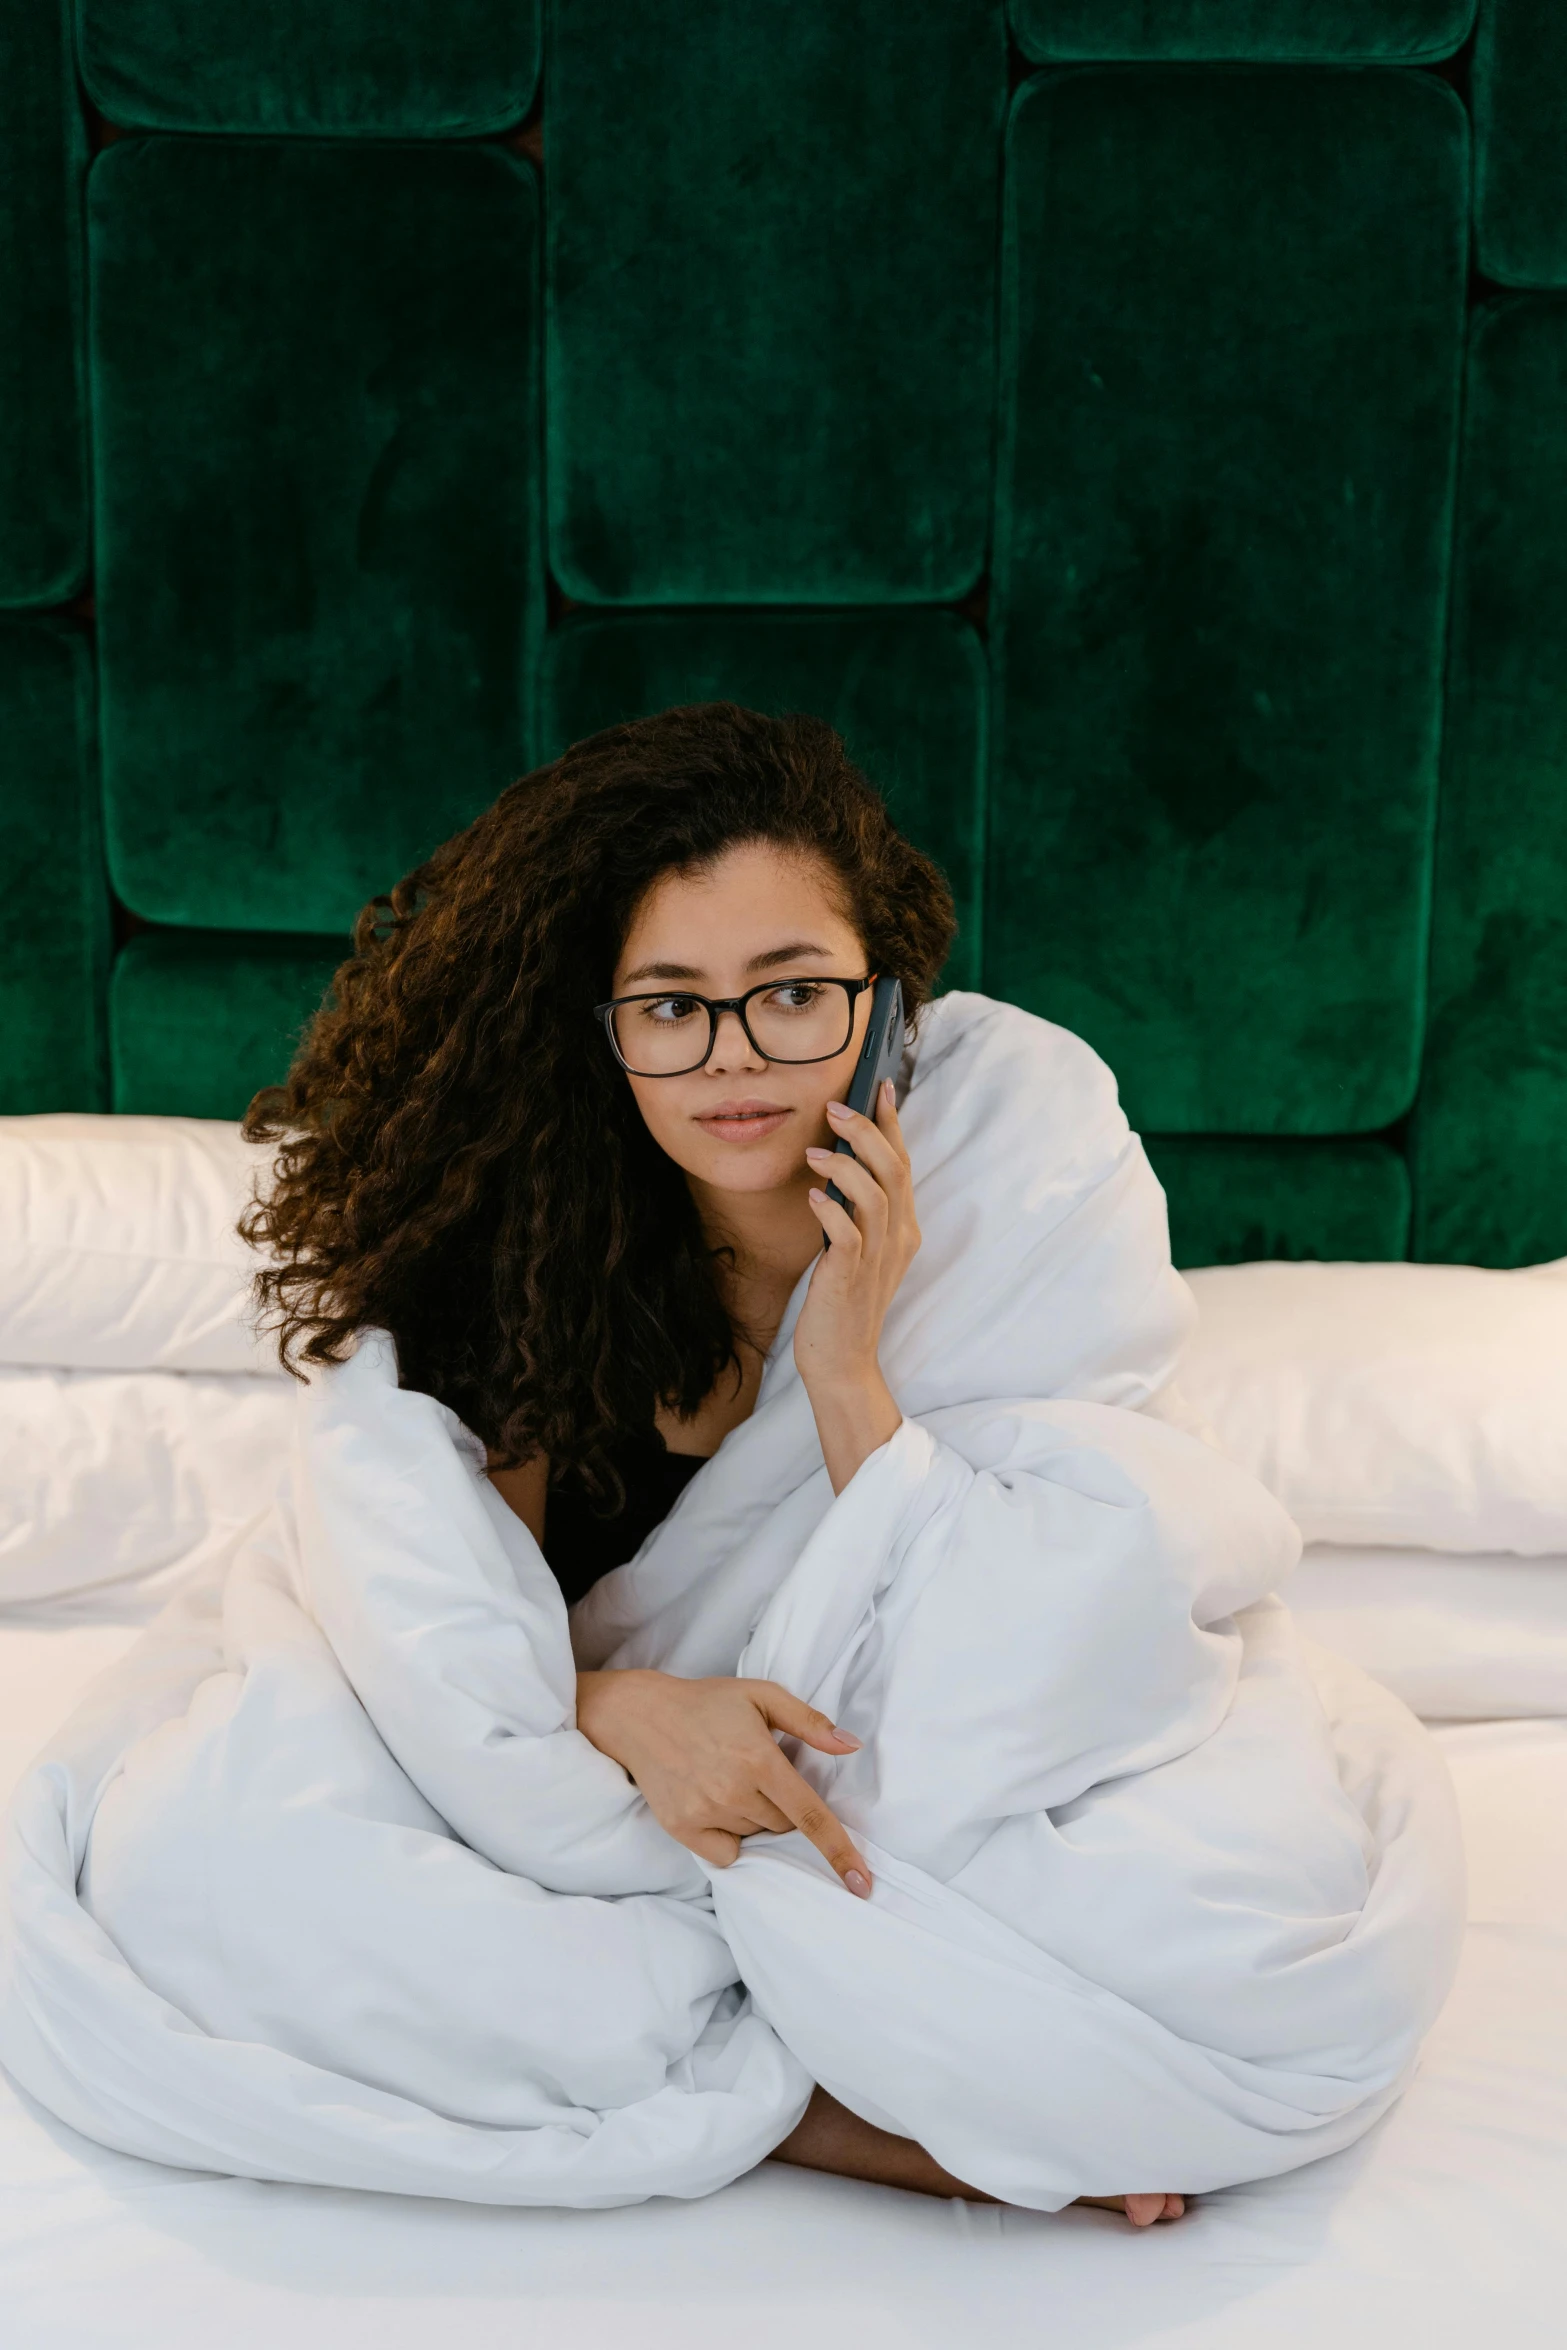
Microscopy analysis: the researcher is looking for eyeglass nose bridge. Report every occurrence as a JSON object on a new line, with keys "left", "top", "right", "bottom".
{"left": 705, "top": 993, "right": 769, "bottom": 1065}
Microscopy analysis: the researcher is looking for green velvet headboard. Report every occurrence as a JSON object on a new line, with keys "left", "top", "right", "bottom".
{"left": 3, "top": 1, "right": 1564, "bottom": 1271}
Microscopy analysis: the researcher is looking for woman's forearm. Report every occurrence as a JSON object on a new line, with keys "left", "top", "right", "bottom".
{"left": 804, "top": 1366, "right": 902, "bottom": 1496}
{"left": 793, "top": 1088, "right": 916, "bottom": 1496}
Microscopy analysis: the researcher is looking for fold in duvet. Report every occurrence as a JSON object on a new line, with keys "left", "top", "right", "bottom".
{"left": 0, "top": 998, "right": 1466, "bottom": 2209}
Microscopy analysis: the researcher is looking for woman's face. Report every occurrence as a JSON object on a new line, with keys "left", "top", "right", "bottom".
{"left": 610, "top": 840, "right": 875, "bottom": 1200}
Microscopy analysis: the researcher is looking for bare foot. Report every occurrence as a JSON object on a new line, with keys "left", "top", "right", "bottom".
{"left": 1077, "top": 2192, "right": 1187, "bottom": 2226}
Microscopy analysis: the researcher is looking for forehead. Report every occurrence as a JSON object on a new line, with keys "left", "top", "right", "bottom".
{"left": 617, "top": 841, "right": 861, "bottom": 972}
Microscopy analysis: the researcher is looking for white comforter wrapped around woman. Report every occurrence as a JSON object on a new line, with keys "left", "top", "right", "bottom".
{"left": 0, "top": 996, "right": 1465, "bottom": 2208}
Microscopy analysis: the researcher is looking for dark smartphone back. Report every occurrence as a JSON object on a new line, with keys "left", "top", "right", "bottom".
{"left": 824, "top": 975, "right": 906, "bottom": 1219}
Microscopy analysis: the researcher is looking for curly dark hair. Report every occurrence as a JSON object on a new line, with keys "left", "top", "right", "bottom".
{"left": 241, "top": 701, "right": 956, "bottom": 1494}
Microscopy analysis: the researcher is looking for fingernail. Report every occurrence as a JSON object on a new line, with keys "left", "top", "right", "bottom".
{"left": 881, "top": 1080, "right": 894, "bottom": 1103}
{"left": 832, "top": 1729, "right": 862, "bottom": 1749}
{"left": 808, "top": 1187, "right": 826, "bottom": 1204}
{"left": 805, "top": 1146, "right": 831, "bottom": 1162}
{"left": 844, "top": 1869, "right": 872, "bottom": 1899}
{"left": 826, "top": 1101, "right": 850, "bottom": 1116}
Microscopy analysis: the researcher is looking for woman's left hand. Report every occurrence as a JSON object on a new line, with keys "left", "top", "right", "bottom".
{"left": 796, "top": 1080, "right": 919, "bottom": 1492}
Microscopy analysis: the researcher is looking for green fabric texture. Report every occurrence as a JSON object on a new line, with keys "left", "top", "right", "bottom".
{"left": 544, "top": 612, "right": 987, "bottom": 991}
{"left": 1411, "top": 299, "right": 1567, "bottom": 1268}
{"left": 110, "top": 931, "right": 344, "bottom": 1118}
{"left": 1474, "top": 0, "right": 1567, "bottom": 288}
{"left": 0, "top": 0, "right": 86, "bottom": 608}
{"left": 1012, "top": 2, "right": 1473, "bottom": 60}
{"left": 1146, "top": 1136, "right": 1411, "bottom": 1269}
{"left": 0, "top": 622, "right": 106, "bottom": 1111}
{"left": 990, "top": 69, "right": 1467, "bottom": 1137}
{"left": 77, "top": 0, "right": 538, "bottom": 138}
{"left": 91, "top": 139, "right": 542, "bottom": 933}
{"left": 546, "top": 0, "right": 1006, "bottom": 604}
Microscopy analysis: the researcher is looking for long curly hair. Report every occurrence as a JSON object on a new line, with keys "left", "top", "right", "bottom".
{"left": 241, "top": 701, "right": 956, "bottom": 1494}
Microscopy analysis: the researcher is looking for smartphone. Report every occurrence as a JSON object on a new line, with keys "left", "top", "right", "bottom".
{"left": 825, "top": 975, "right": 906, "bottom": 1222}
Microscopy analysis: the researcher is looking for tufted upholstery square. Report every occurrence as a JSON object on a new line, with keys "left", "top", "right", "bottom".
{"left": 92, "top": 139, "right": 543, "bottom": 935}
{"left": 1011, "top": 2, "right": 1474, "bottom": 60}
{"left": 111, "top": 932, "right": 344, "bottom": 1118}
{"left": 1412, "top": 298, "right": 1567, "bottom": 1268}
{"left": 0, "top": 623, "right": 106, "bottom": 1110}
{"left": 1146, "top": 1136, "right": 1411, "bottom": 1270}
{"left": 988, "top": 68, "right": 1467, "bottom": 1137}
{"left": 546, "top": 0, "right": 1006, "bottom": 605}
{"left": 544, "top": 612, "right": 987, "bottom": 991}
{"left": 0, "top": 0, "right": 86, "bottom": 607}
{"left": 76, "top": 0, "right": 538, "bottom": 137}
{"left": 1474, "top": 0, "right": 1567, "bottom": 289}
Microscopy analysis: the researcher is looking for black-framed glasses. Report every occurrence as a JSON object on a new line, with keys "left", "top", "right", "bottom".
{"left": 594, "top": 975, "right": 875, "bottom": 1078}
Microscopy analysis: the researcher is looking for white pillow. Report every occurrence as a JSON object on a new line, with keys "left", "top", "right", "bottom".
{"left": 1180, "top": 1259, "right": 1567, "bottom": 1555}
{"left": 0, "top": 1115, "right": 282, "bottom": 1375}
{"left": 1289, "top": 1545, "right": 1567, "bottom": 1722}
{"left": 0, "top": 1367, "right": 295, "bottom": 1612}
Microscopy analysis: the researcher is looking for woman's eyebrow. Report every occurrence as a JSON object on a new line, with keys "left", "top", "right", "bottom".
{"left": 746, "top": 941, "right": 831, "bottom": 972}
{"left": 619, "top": 959, "right": 703, "bottom": 985}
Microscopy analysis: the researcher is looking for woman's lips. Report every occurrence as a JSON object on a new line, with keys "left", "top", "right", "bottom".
{"left": 694, "top": 1102, "right": 793, "bottom": 1144}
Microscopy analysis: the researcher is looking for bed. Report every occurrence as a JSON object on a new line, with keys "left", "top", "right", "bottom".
{"left": 3, "top": 1116, "right": 1566, "bottom": 2347}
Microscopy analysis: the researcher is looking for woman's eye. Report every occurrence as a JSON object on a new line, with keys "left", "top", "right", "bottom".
{"left": 768, "top": 982, "right": 824, "bottom": 1012}
{"left": 640, "top": 995, "right": 699, "bottom": 1025}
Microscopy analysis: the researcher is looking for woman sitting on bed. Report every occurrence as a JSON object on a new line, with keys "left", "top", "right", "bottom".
{"left": 245, "top": 702, "right": 1178, "bottom": 2217}
{"left": 3, "top": 704, "right": 1461, "bottom": 2218}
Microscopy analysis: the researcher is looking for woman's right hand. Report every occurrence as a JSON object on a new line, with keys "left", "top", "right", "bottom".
{"left": 576, "top": 1669, "right": 873, "bottom": 1896}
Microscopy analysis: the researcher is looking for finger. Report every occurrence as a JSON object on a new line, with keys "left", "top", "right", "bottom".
{"left": 738, "top": 1794, "right": 795, "bottom": 1836}
{"left": 689, "top": 1828, "right": 742, "bottom": 1869}
{"left": 759, "top": 1749, "right": 873, "bottom": 1897}
{"left": 807, "top": 1187, "right": 861, "bottom": 1253}
{"left": 825, "top": 1098, "right": 909, "bottom": 1193}
{"left": 751, "top": 1683, "right": 862, "bottom": 1756}
{"left": 706, "top": 1799, "right": 794, "bottom": 1837}
{"left": 805, "top": 1147, "right": 888, "bottom": 1235}
{"left": 874, "top": 1078, "right": 913, "bottom": 1168}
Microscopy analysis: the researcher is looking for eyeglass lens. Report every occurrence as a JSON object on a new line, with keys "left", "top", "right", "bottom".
{"left": 610, "top": 980, "right": 856, "bottom": 1075}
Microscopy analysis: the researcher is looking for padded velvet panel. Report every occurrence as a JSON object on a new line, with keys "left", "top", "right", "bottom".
{"left": 77, "top": 1, "right": 538, "bottom": 137}
{"left": 990, "top": 69, "right": 1466, "bottom": 1135}
{"left": 0, "top": 0, "right": 86, "bottom": 607}
{"left": 0, "top": 624, "right": 106, "bottom": 1111}
{"left": 92, "top": 139, "right": 542, "bottom": 933}
{"left": 1145, "top": 1136, "right": 1411, "bottom": 1269}
{"left": 1474, "top": 1, "right": 1567, "bottom": 288}
{"left": 546, "top": 0, "right": 1005, "bottom": 605}
{"left": 111, "top": 933, "right": 344, "bottom": 1118}
{"left": 1412, "top": 300, "right": 1567, "bottom": 1268}
{"left": 544, "top": 613, "right": 987, "bottom": 990}
{"left": 1012, "top": 3, "right": 1473, "bottom": 60}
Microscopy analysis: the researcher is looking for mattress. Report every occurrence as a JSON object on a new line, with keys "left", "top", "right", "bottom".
{"left": 1, "top": 1618, "right": 1562, "bottom": 2350}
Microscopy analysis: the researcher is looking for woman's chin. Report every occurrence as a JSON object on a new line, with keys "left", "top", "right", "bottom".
{"left": 689, "top": 1145, "right": 807, "bottom": 1198}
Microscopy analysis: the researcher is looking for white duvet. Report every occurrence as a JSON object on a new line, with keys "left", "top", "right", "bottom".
{"left": 0, "top": 996, "right": 1465, "bottom": 2210}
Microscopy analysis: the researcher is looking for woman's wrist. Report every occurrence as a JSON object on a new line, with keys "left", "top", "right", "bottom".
{"left": 802, "top": 1362, "right": 902, "bottom": 1495}
{"left": 576, "top": 1666, "right": 654, "bottom": 1765}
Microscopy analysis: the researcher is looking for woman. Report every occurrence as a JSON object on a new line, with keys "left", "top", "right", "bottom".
{"left": 0, "top": 707, "right": 1464, "bottom": 2217}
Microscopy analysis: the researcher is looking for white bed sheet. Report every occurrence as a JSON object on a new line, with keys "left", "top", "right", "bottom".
{"left": 1, "top": 1618, "right": 1562, "bottom": 2350}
